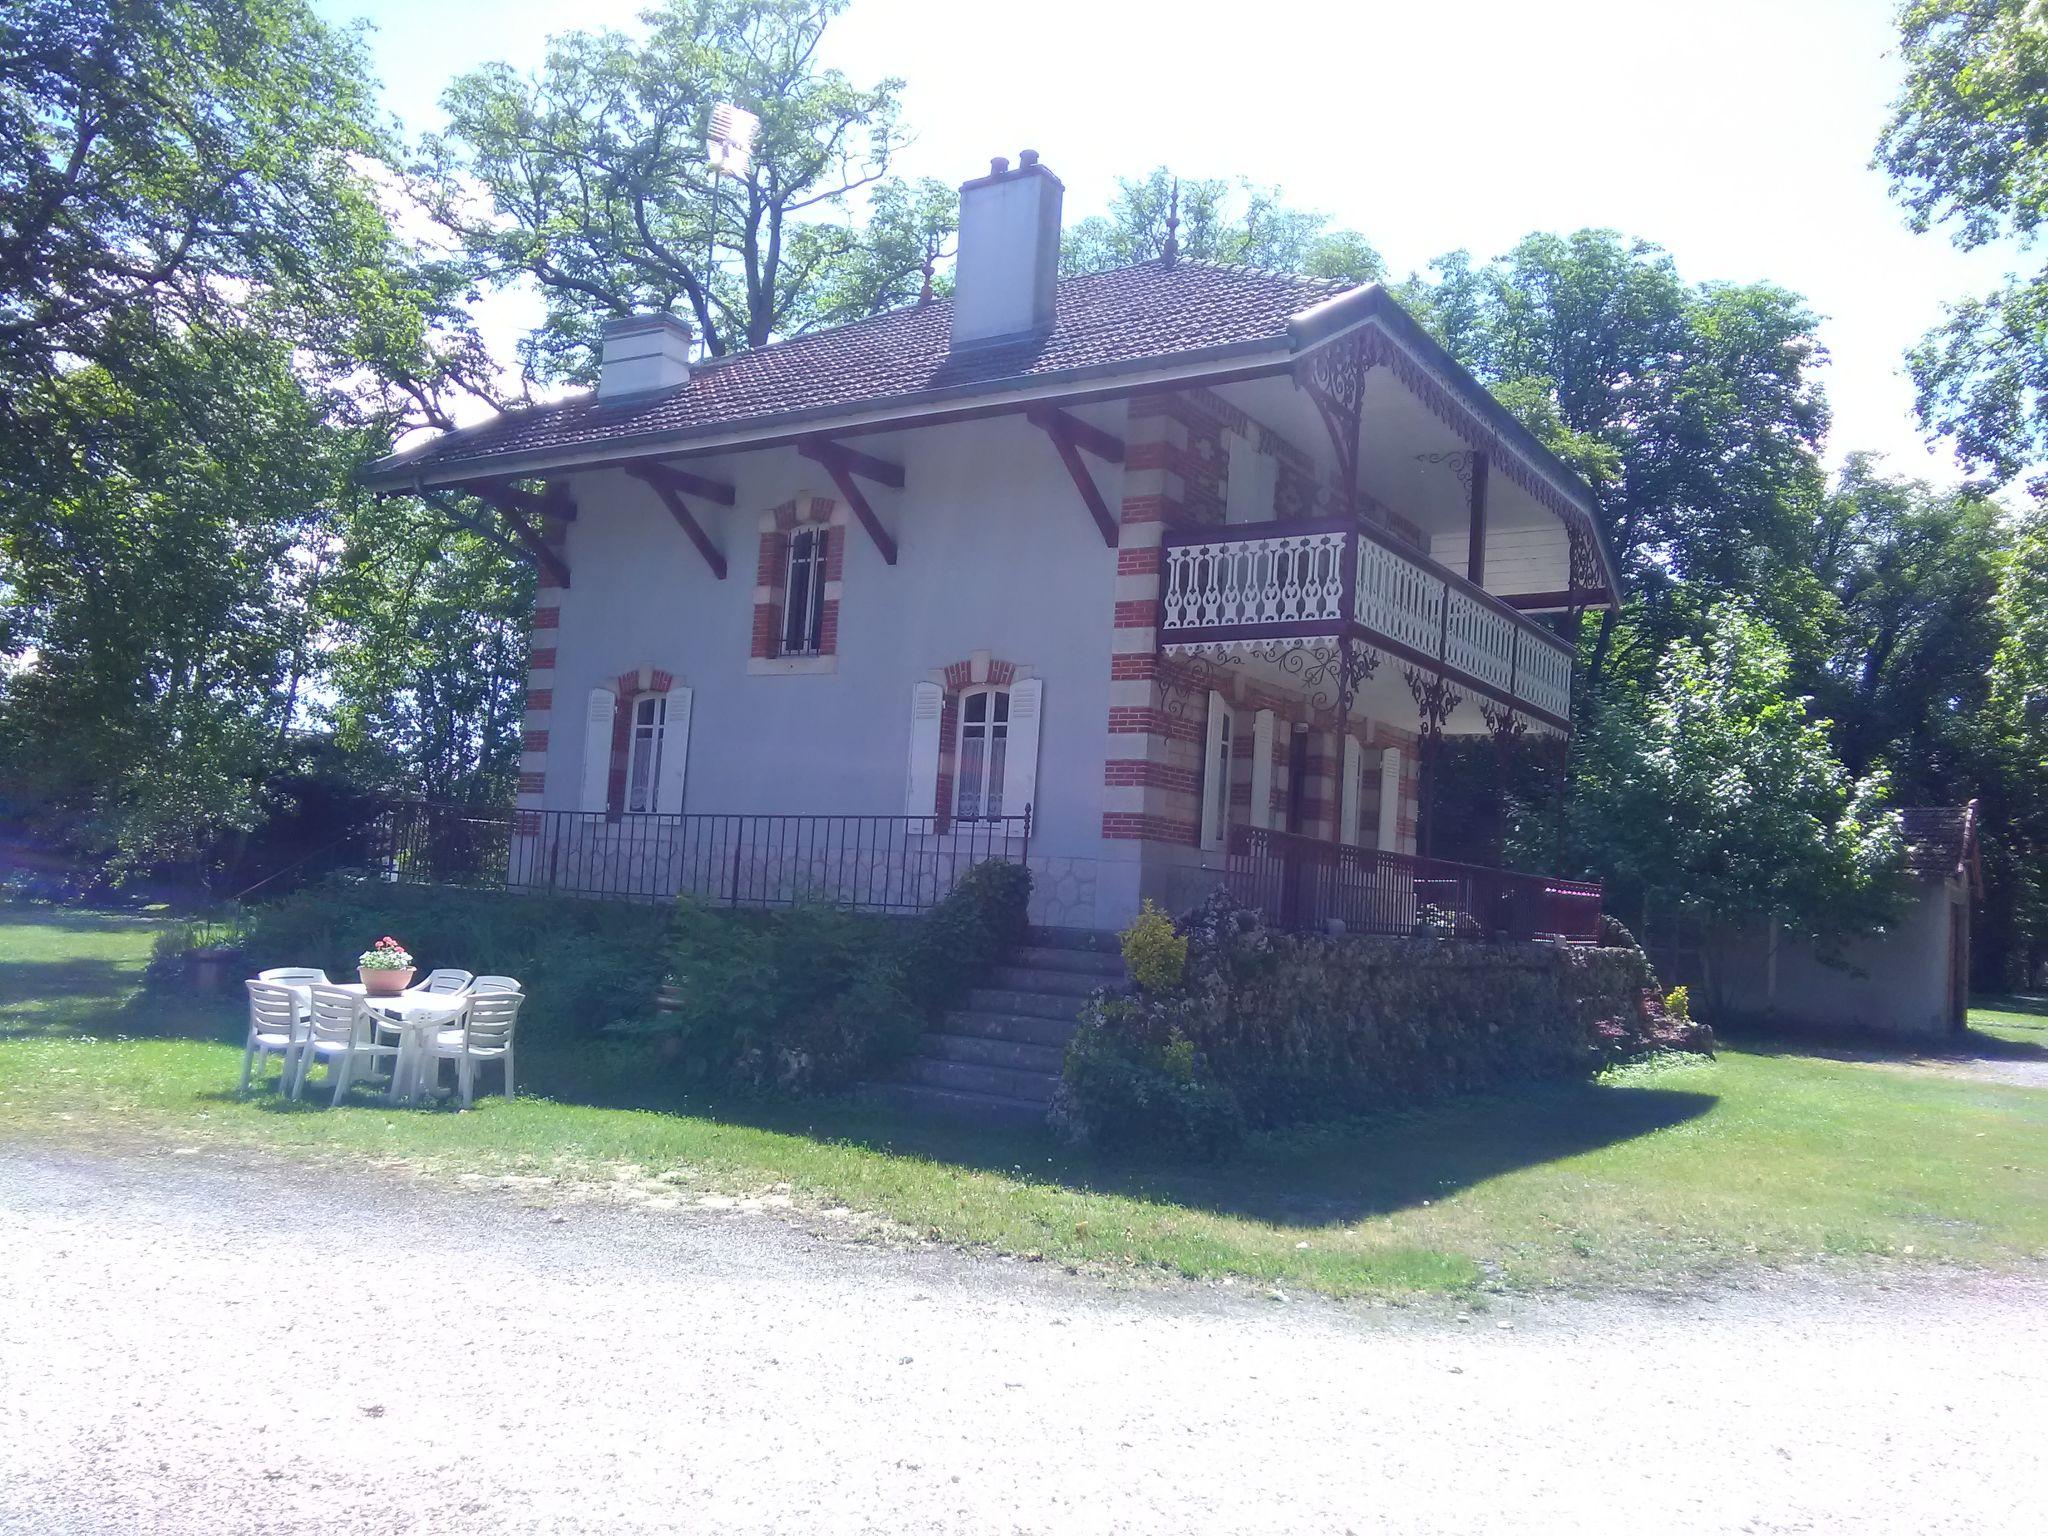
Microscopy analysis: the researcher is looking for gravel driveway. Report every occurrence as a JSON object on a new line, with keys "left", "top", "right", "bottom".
{"left": 2, "top": 1143, "right": 2042, "bottom": 1535}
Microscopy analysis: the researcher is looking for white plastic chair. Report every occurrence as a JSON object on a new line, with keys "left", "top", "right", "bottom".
{"left": 425, "top": 990, "right": 523, "bottom": 1108}
{"left": 470, "top": 975, "right": 522, "bottom": 994}
{"left": 292, "top": 984, "right": 399, "bottom": 1105}
{"left": 256, "top": 967, "right": 328, "bottom": 1025}
{"left": 240, "top": 981, "right": 305, "bottom": 1095}
{"left": 412, "top": 968, "right": 474, "bottom": 995}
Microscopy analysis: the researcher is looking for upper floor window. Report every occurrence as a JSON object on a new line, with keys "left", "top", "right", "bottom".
{"left": 625, "top": 694, "right": 667, "bottom": 814}
{"left": 955, "top": 686, "right": 1010, "bottom": 820}
{"left": 781, "top": 527, "right": 828, "bottom": 656}
{"left": 1225, "top": 428, "right": 1279, "bottom": 525}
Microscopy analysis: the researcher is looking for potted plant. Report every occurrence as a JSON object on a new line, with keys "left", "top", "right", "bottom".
{"left": 358, "top": 936, "right": 416, "bottom": 996}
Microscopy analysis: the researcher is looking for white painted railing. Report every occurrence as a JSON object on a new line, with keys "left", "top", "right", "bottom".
{"left": 1516, "top": 633, "right": 1573, "bottom": 721}
{"left": 1162, "top": 530, "right": 1347, "bottom": 630}
{"left": 1353, "top": 536, "right": 1445, "bottom": 658}
{"left": 1158, "top": 524, "right": 1576, "bottom": 721}
{"left": 1444, "top": 587, "right": 1517, "bottom": 696}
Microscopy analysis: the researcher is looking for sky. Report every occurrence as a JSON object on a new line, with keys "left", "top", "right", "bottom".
{"left": 316, "top": 0, "right": 2027, "bottom": 484}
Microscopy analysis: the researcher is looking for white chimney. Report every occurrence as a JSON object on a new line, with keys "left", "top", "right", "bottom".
{"left": 599, "top": 312, "right": 693, "bottom": 398}
{"left": 950, "top": 150, "right": 1063, "bottom": 351}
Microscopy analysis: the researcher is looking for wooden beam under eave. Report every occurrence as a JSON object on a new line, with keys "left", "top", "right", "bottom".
{"left": 465, "top": 483, "right": 573, "bottom": 588}
{"left": 1027, "top": 405, "right": 1125, "bottom": 464}
{"left": 1027, "top": 409, "right": 1119, "bottom": 547}
{"left": 627, "top": 467, "right": 727, "bottom": 580}
{"left": 643, "top": 462, "right": 736, "bottom": 506}
{"left": 1498, "top": 587, "right": 1612, "bottom": 611}
{"left": 797, "top": 440, "right": 900, "bottom": 564}
{"left": 1467, "top": 451, "right": 1489, "bottom": 587}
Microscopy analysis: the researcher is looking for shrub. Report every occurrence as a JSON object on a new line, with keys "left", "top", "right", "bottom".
{"left": 1120, "top": 899, "right": 1187, "bottom": 992}
{"left": 1059, "top": 889, "right": 1711, "bottom": 1139}
{"left": 1665, "top": 984, "right": 1691, "bottom": 1021}
{"left": 1051, "top": 999, "right": 1243, "bottom": 1159}
{"left": 626, "top": 858, "right": 1032, "bottom": 1095}
{"left": 234, "top": 877, "right": 676, "bottom": 1045}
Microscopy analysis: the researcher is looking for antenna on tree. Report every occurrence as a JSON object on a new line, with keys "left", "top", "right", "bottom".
{"left": 1162, "top": 178, "right": 1181, "bottom": 267}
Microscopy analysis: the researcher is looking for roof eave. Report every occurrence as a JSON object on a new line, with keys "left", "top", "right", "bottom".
{"left": 361, "top": 334, "right": 1291, "bottom": 492}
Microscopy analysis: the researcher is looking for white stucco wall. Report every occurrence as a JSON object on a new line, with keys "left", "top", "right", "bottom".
{"left": 1708, "top": 882, "right": 1966, "bottom": 1040}
{"left": 535, "top": 413, "right": 1128, "bottom": 927}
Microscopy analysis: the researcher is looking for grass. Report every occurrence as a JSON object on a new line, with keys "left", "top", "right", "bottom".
{"left": 2, "top": 902, "right": 2044, "bottom": 1299}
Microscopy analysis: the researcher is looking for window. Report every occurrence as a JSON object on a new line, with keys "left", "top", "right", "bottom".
{"left": 780, "top": 527, "right": 828, "bottom": 655}
{"left": 625, "top": 695, "right": 666, "bottom": 813}
{"left": 1225, "top": 428, "right": 1279, "bottom": 524}
{"left": 955, "top": 687, "right": 1009, "bottom": 820}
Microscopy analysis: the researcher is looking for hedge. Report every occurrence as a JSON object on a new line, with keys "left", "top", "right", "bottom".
{"left": 1053, "top": 890, "right": 1711, "bottom": 1155}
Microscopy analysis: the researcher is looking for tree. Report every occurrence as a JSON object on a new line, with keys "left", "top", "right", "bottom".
{"left": 0, "top": 324, "right": 364, "bottom": 873}
{"left": 0, "top": 0, "right": 394, "bottom": 386}
{"left": 1979, "top": 507, "right": 2048, "bottom": 984}
{"left": 1878, "top": 0, "right": 2048, "bottom": 487}
{"left": 423, "top": 0, "right": 950, "bottom": 377}
{"left": 1062, "top": 168, "right": 1384, "bottom": 283}
{"left": 1808, "top": 455, "right": 2005, "bottom": 786}
{"left": 1570, "top": 605, "right": 1904, "bottom": 948}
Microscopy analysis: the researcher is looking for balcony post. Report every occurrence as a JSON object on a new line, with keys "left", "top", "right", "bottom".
{"left": 1466, "top": 452, "right": 1489, "bottom": 586}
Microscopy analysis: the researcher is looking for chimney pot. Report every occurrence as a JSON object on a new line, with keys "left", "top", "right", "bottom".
{"left": 598, "top": 312, "right": 693, "bottom": 398}
{"left": 1018, "top": 149, "right": 1039, "bottom": 166}
{"left": 989, "top": 155, "right": 1009, "bottom": 175}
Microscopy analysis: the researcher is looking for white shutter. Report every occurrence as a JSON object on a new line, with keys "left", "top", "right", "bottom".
{"left": 1200, "top": 690, "right": 1230, "bottom": 852}
{"left": 1000, "top": 678, "right": 1043, "bottom": 824}
{"left": 905, "top": 681, "right": 943, "bottom": 815}
{"left": 655, "top": 686, "right": 692, "bottom": 814}
{"left": 1249, "top": 709, "right": 1276, "bottom": 830}
{"left": 1378, "top": 747, "right": 1402, "bottom": 851}
{"left": 1340, "top": 735, "right": 1363, "bottom": 846}
{"left": 578, "top": 687, "right": 616, "bottom": 812}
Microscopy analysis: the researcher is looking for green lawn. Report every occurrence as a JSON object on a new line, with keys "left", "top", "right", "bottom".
{"left": 2, "top": 902, "right": 2043, "bottom": 1298}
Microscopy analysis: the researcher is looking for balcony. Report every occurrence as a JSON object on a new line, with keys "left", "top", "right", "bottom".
{"left": 1158, "top": 518, "right": 1575, "bottom": 726}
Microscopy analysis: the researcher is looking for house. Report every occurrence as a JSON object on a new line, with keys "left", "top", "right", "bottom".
{"left": 1705, "top": 803, "right": 1983, "bottom": 1039}
{"left": 365, "top": 151, "right": 1619, "bottom": 936}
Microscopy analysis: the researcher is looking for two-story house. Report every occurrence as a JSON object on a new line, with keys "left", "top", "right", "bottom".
{"left": 365, "top": 151, "right": 1618, "bottom": 935}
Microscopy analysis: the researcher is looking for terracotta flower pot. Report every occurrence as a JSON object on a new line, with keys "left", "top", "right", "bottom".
{"left": 361, "top": 967, "right": 415, "bottom": 997}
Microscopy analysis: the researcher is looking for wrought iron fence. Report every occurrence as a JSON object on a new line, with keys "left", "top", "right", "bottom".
{"left": 373, "top": 802, "right": 1031, "bottom": 914}
{"left": 1226, "top": 825, "right": 1601, "bottom": 942}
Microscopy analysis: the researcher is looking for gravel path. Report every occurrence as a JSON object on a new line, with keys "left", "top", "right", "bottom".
{"left": 2, "top": 1144, "right": 2043, "bottom": 1535}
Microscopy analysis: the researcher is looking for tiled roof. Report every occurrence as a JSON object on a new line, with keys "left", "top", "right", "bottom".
{"left": 370, "top": 259, "right": 1353, "bottom": 482}
{"left": 1898, "top": 805, "right": 1977, "bottom": 881}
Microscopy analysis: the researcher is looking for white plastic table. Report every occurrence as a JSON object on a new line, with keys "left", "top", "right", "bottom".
{"left": 284, "top": 983, "right": 468, "bottom": 1106}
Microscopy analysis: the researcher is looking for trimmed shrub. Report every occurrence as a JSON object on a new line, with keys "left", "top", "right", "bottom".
{"left": 1120, "top": 899, "right": 1188, "bottom": 992}
{"left": 1058, "top": 889, "right": 1711, "bottom": 1143}
{"left": 1052, "top": 1001, "right": 1243, "bottom": 1159}
{"left": 627, "top": 858, "right": 1032, "bottom": 1094}
{"left": 235, "top": 877, "right": 673, "bottom": 1044}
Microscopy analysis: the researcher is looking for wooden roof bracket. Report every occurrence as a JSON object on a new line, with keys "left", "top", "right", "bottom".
{"left": 1027, "top": 405, "right": 1124, "bottom": 547}
{"left": 628, "top": 465, "right": 728, "bottom": 579}
{"left": 798, "top": 439, "right": 902, "bottom": 565}
{"left": 429, "top": 479, "right": 572, "bottom": 588}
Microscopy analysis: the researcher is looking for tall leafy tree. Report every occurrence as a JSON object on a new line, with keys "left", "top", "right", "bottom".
{"left": 423, "top": 0, "right": 952, "bottom": 376}
{"left": 1979, "top": 507, "right": 2048, "bottom": 984}
{"left": 1063, "top": 168, "right": 1384, "bottom": 283}
{"left": 1878, "top": 0, "right": 2048, "bottom": 488}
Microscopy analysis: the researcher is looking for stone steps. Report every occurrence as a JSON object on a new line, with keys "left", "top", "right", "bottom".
{"left": 868, "top": 930, "right": 1125, "bottom": 1125}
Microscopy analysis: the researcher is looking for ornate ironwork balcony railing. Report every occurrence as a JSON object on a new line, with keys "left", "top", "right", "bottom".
{"left": 1159, "top": 517, "right": 1577, "bottom": 726}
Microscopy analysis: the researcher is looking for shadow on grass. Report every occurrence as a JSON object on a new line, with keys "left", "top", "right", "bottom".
{"left": 1975, "top": 993, "right": 2048, "bottom": 1020}
{"left": 1719, "top": 1017, "right": 2048, "bottom": 1065}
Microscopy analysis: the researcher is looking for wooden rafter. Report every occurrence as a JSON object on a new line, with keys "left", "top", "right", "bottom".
{"left": 798, "top": 439, "right": 901, "bottom": 564}
{"left": 1027, "top": 405, "right": 1124, "bottom": 547}
{"left": 643, "top": 462, "right": 736, "bottom": 506}
{"left": 418, "top": 491, "right": 528, "bottom": 566}
{"left": 463, "top": 481, "right": 572, "bottom": 588}
{"left": 627, "top": 466, "right": 727, "bottom": 579}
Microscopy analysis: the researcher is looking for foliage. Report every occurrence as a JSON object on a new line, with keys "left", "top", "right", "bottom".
{"left": 423, "top": 0, "right": 945, "bottom": 373}
{"left": 1052, "top": 1001, "right": 1244, "bottom": 1160}
{"left": 1064, "top": 168, "right": 1384, "bottom": 282}
{"left": 1665, "top": 985, "right": 1691, "bottom": 1022}
{"left": 1571, "top": 605, "right": 1905, "bottom": 938}
{"left": 1058, "top": 892, "right": 1701, "bottom": 1142}
{"left": 235, "top": 878, "right": 673, "bottom": 1043}
{"left": 628, "top": 859, "right": 1030, "bottom": 1094}
{"left": 1879, "top": 0, "right": 2048, "bottom": 487}
{"left": 1119, "top": 900, "right": 1187, "bottom": 992}
{"left": 1980, "top": 507, "right": 2048, "bottom": 983}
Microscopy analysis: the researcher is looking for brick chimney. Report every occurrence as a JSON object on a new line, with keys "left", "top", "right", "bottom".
{"left": 950, "top": 150, "right": 1063, "bottom": 352}
{"left": 598, "top": 312, "right": 693, "bottom": 398}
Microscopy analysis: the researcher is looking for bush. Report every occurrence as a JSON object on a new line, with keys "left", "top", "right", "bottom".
{"left": 1051, "top": 999, "right": 1243, "bottom": 1159}
{"left": 1058, "top": 889, "right": 1711, "bottom": 1139}
{"left": 234, "top": 877, "right": 676, "bottom": 1045}
{"left": 1120, "top": 899, "right": 1187, "bottom": 991}
{"left": 627, "top": 858, "right": 1032, "bottom": 1095}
